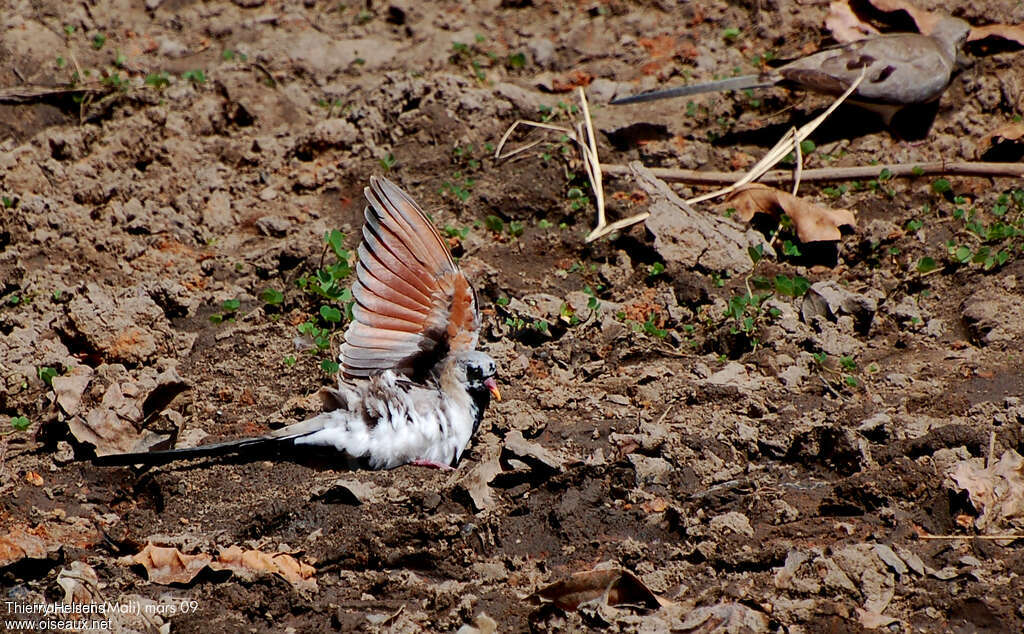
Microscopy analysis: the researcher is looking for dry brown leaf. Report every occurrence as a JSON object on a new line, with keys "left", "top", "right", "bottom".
{"left": 125, "top": 543, "right": 317, "bottom": 589}
{"left": 976, "top": 122, "right": 1024, "bottom": 161}
{"left": 852, "top": 0, "right": 1023, "bottom": 46}
{"left": 531, "top": 567, "right": 663, "bottom": 611}
{"left": 948, "top": 450, "right": 1024, "bottom": 533}
{"left": 456, "top": 439, "right": 502, "bottom": 512}
{"left": 724, "top": 184, "right": 856, "bottom": 243}
{"left": 852, "top": 0, "right": 943, "bottom": 35}
{"left": 678, "top": 602, "right": 771, "bottom": 632}
{"left": 52, "top": 365, "right": 94, "bottom": 417}
{"left": 213, "top": 545, "right": 317, "bottom": 589}
{"left": 130, "top": 543, "right": 212, "bottom": 585}
{"left": 67, "top": 381, "right": 148, "bottom": 456}
{"left": 857, "top": 608, "right": 900, "bottom": 629}
{"left": 0, "top": 517, "right": 102, "bottom": 567}
{"left": 826, "top": 1, "right": 880, "bottom": 43}
{"left": 967, "top": 23, "right": 1024, "bottom": 47}
{"left": 57, "top": 561, "right": 102, "bottom": 605}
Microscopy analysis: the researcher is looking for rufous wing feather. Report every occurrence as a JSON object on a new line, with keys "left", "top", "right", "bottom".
{"left": 341, "top": 176, "right": 480, "bottom": 379}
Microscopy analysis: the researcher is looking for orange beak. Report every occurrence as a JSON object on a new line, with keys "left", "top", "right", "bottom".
{"left": 484, "top": 377, "right": 501, "bottom": 401}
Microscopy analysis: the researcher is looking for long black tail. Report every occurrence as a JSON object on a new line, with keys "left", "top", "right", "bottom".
{"left": 610, "top": 74, "right": 776, "bottom": 105}
{"left": 91, "top": 435, "right": 297, "bottom": 466}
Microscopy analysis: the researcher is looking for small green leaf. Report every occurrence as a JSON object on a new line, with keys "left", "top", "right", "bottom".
{"left": 283, "top": 356, "right": 296, "bottom": 367}
{"left": 321, "top": 359, "right": 340, "bottom": 375}
{"left": 182, "top": 69, "right": 207, "bottom": 84}
{"left": 38, "top": 367, "right": 58, "bottom": 386}
{"left": 221, "top": 298, "right": 241, "bottom": 312}
{"left": 11, "top": 415, "right": 30, "bottom": 431}
{"left": 484, "top": 215, "right": 504, "bottom": 233}
{"left": 320, "top": 305, "right": 342, "bottom": 323}
{"left": 916, "top": 256, "right": 938, "bottom": 273}
{"left": 261, "top": 288, "right": 284, "bottom": 305}
{"left": 931, "top": 178, "right": 952, "bottom": 194}
{"left": 92, "top": 33, "right": 106, "bottom": 50}
{"left": 324, "top": 229, "right": 346, "bottom": 258}
{"left": 145, "top": 72, "right": 170, "bottom": 88}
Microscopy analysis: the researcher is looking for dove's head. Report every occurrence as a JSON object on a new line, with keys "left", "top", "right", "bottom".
{"left": 931, "top": 17, "right": 971, "bottom": 54}
{"left": 455, "top": 350, "right": 501, "bottom": 402}
{"left": 443, "top": 350, "right": 500, "bottom": 435}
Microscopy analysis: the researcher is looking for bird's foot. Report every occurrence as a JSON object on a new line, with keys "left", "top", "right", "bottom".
{"left": 411, "top": 459, "right": 455, "bottom": 471}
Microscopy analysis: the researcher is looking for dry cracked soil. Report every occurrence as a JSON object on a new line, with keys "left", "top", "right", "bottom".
{"left": 2, "top": 0, "right": 1024, "bottom": 632}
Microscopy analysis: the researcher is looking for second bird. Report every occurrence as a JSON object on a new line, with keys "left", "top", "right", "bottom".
{"left": 612, "top": 16, "right": 971, "bottom": 125}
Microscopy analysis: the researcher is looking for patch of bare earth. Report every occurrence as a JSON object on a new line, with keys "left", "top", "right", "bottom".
{"left": 2, "top": 1, "right": 1023, "bottom": 631}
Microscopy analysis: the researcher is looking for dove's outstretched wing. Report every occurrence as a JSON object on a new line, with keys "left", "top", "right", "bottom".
{"left": 341, "top": 176, "right": 480, "bottom": 380}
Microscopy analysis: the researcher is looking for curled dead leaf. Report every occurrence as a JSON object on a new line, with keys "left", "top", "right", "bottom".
{"left": 124, "top": 542, "right": 317, "bottom": 589}
{"left": 52, "top": 365, "right": 94, "bottom": 417}
{"left": 724, "top": 184, "right": 856, "bottom": 243}
{"left": 976, "top": 123, "right": 1024, "bottom": 162}
{"left": 213, "top": 545, "right": 316, "bottom": 589}
{"left": 456, "top": 439, "right": 502, "bottom": 512}
{"left": 842, "top": 0, "right": 944, "bottom": 35}
{"left": 129, "top": 543, "right": 212, "bottom": 585}
{"left": 948, "top": 450, "right": 1024, "bottom": 533}
{"left": 826, "top": 1, "right": 880, "bottom": 43}
{"left": 0, "top": 518, "right": 102, "bottom": 568}
{"left": 57, "top": 561, "right": 101, "bottom": 605}
{"left": 531, "top": 567, "right": 663, "bottom": 611}
{"left": 967, "top": 23, "right": 1024, "bottom": 47}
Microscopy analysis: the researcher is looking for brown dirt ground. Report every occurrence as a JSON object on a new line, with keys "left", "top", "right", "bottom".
{"left": 2, "top": 0, "right": 1024, "bottom": 632}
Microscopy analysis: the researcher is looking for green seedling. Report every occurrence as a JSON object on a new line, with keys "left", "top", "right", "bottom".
{"left": 145, "top": 72, "right": 170, "bottom": 88}
{"left": 209, "top": 298, "right": 241, "bottom": 324}
{"left": 444, "top": 225, "right": 470, "bottom": 240}
{"left": 10, "top": 416, "right": 30, "bottom": 431}
{"left": 439, "top": 173, "right": 474, "bottom": 202}
{"left": 38, "top": 367, "right": 58, "bottom": 386}
{"left": 261, "top": 288, "right": 284, "bottom": 306}
{"left": 484, "top": 215, "right": 504, "bottom": 233}
{"left": 640, "top": 313, "right": 668, "bottom": 339}
{"left": 182, "top": 69, "right": 207, "bottom": 84}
